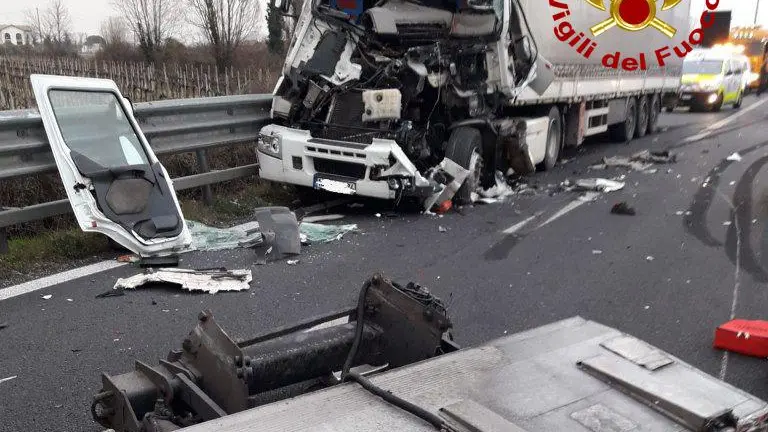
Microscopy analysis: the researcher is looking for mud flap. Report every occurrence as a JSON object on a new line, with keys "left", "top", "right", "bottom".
{"left": 495, "top": 119, "right": 535, "bottom": 175}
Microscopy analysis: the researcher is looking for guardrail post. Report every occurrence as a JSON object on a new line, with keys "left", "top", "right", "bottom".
{"left": 0, "top": 228, "right": 7, "bottom": 254}
{"left": 195, "top": 149, "right": 214, "bottom": 205}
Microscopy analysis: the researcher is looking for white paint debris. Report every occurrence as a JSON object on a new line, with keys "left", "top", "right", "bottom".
{"left": 0, "top": 376, "right": 17, "bottom": 385}
{"left": 114, "top": 268, "right": 252, "bottom": 294}
{"left": 727, "top": 153, "right": 743, "bottom": 162}
{"left": 438, "top": 226, "right": 447, "bottom": 233}
{"left": 646, "top": 256, "right": 655, "bottom": 262}
{"left": 302, "top": 214, "right": 345, "bottom": 223}
{"left": 754, "top": 219, "right": 758, "bottom": 224}
{"left": 723, "top": 221, "right": 732, "bottom": 226}
{"left": 287, "top": 260, "right": 300, "bottom": 265}
{"left": 41, "top": 295, "right": 52, "bottom": 300}
{"left": 592, "top": 250, "right": 603, "bottom": 255}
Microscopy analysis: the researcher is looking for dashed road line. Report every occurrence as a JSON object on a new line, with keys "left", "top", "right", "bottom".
{"left": 0, "top": 260, "right": 125, "bottom": 302}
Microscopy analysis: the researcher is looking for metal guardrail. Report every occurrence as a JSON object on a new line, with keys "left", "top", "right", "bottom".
{"left": 0, "top": 93, "right": 273, "bottom": 253}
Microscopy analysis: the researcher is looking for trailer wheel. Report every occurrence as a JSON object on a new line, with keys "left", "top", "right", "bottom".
{"left": 609, "top": 97, "right": 637, "bottom": 143}
{"left": 538, "top": 106, "right": 561, "bottom": 171}
{"left": 647, "top": 94, "right": 660, "bottom": 134}
{"left": 635, "top": 96, "right": 649, "bottom": 139}
{"left": 445, "top": 126, "right": 483, "bottom": 205}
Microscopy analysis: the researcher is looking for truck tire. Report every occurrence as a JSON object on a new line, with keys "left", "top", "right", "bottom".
{"left": 538, "top": 106, "right": 561, "bottom": 171}
{"left": 647, "top": 94, "right": 660, "bottom": 134}
{"left": 445, "top": 127, "right": 483, "bottom": 206}
{"left": 609, "top": 97, "right": 637, "bottom": 143}
{"left": 635, "top": 95, "right": 649, "bottom": 139}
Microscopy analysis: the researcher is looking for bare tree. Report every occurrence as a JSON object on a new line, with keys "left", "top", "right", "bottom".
{"left": 186, "top": 0, "right": 262, "bottom": 70}
{"left": 101, "top": 17, "right": 130, "bottom": 46}
{"left": 24, "top": 7, "right": 48, "bottom": 44}
{"left": 112, "top": 0, "right": 182, "bottom": 63}
{"left": 46, "top": 0, "right": 72, "bottom": 43}
{"left": 282, "top": 0, "right": 302, "bottom": 41}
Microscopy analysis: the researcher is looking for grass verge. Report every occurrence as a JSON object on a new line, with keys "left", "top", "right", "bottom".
{"left": 1, "top": 179, "right": 298, "bottom": 276}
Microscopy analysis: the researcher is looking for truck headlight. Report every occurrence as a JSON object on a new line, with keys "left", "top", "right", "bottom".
{"left": 257, "top": 133, "right": 282, "bottom": 159}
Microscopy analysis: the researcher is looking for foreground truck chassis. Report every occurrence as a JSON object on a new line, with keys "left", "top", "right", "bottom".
{"left": 93, "top": 274, "right": 768, "bottom": 432}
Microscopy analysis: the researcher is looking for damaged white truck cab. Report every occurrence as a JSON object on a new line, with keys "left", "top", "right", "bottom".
{"left": 257, "top": 0, "right": 687, "bottom": 204}
{"left": 31, "top": 75, "right": 192, "bottom": 257}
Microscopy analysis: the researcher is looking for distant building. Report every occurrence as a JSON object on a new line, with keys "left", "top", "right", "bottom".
{"left": 0, "top": 24, "right": 35, "bottom": 46}
{"left": 80, "top": 35, "right": 105, "bottom": 57}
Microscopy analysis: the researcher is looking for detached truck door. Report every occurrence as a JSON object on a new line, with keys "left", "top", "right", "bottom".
{"left": 31, "top": 74, "right": 192, "bottom": 258}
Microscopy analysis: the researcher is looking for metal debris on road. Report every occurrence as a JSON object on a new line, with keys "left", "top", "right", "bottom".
{"left": 254, "top": 207, "right": 301, "bottom": 257}
{"left": 574, "top": 178, "right": 625, "bottom": 193}
{"left": 113, "top": 268, "right": 252, "bottom": 294}
{"left": 41, "top": 294, "right": 52, "bottom": 300}
{"left": 592, "top": 250, "right": 603, "bottom": 255}
{"left": 727, "top": 152, "right": 743, "bottom": 162}
{"left": 646, "top": 256, "right": 655, "bottom": 262}
{"left": 723, "top": 221, "right": 732, "bottom": 226}
{"left": 423, "top": 158, "right": 471, "bottom": 211}
{"left": 300, "top": 222, "right": 358, "bottom": 243}
{"left": 287, "top": 260, "right": 300, "bottom": 266}
{"left": 0, "top": 376, "right": 17, "bottom": 385}
{"left": 302, "top": 214, "right": 345, "bottom": 223}
{"left": 438, "top": 226, "right": 447, "bottom": 233}
{"left": 186, "top": 220, "right": 264, "bottom": 252}
{"left": 611, "top": 202, "right": 636, "bottom": 216}
{"left": 589, "top": 149, "right": 677, "bottom": 172}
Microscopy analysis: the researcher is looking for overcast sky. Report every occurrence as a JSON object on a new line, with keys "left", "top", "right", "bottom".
{"left": 1, "top": 0, "right": 768, "bottom": 38}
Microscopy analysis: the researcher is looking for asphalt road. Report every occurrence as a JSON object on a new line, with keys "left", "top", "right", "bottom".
{"left": 2, "top": 96, "right": 768, "bottom": 431}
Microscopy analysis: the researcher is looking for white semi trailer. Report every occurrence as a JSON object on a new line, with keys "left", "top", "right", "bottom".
{"left": 257, "top": 0, "right": 692, "bottom": 205}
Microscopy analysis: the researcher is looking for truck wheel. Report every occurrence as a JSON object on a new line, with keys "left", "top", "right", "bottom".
{"left": 445, "top": 127, "right": 483, "bottom": 206}
{"left": 609, "top": 97, "right": 637, "bottom": 143}
{"left": 538, "top": 106, "right": 561, "bottom": 171}
{"left": 635, "top": 96, "right": 649, "bottom": 139}
{"left": 647, "top": 94, "right": 660, "bottom": 134}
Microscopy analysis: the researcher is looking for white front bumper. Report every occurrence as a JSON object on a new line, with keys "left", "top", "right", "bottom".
{"left": 257, "top": 124, "right": 428, "bottom": 200}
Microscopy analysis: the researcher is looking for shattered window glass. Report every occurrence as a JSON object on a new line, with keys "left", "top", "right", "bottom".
{"left": 48, "top": 90, "right": 149, "bottom": 168}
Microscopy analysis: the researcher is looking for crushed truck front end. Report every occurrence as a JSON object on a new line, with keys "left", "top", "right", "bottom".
{"left": 258, "top": 122, "right": 434, "bottom": 200}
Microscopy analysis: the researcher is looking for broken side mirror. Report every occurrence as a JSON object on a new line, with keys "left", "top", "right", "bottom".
{"left": 527, "top": 55, "right": 555, "bottom": 96}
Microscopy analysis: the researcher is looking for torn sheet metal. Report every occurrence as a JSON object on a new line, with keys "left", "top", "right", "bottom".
{"left": 114, "top": 268, "right": 252, "bottom": 294}
{"left": 300, "top": 222, "right": 358, "bottom": 243}
{"left": 254, "top": 207, "right": 301, "bottom": 256}
{"left": 187, "top": 220, "right": 263, "bottom": 252}
{"left": 575, "top": 179, "right": 625, "bottom": 193}
{"left": 423, "top": 158, "right": 470, "bottom": 211}
{"left": 590, "top": 149, "right": 678, "bottom": 172}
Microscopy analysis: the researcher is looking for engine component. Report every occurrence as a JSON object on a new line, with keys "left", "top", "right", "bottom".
{"left": 91, "top": 274, "right": 457, "bottom": 432}
{"left": 362, "top": 89, "right": 402, "bottom": 122}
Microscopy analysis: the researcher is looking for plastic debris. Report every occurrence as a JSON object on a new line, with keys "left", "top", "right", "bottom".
{"left": 41, "top": 295, "right": 52, "bottom": 300}
{"left": 727, "top": 152, "right": 743, "bottom": 162}
{"left": 715, "top": 319, "right": 768, "bottom": 358}
{"left": 646, "top": 256, "right": 655, "bottom": 262}
{"left": 287, "top": 260, "right": 300, "bottom": 265}
{"left": 479, "top": 171, "right": 515, "bottom": 201}
{"left": 117, "top": 254, "right": 140, "bottom": 263}
{"left": 723, "top": 221, "right": 732, "bottom": 226}
{"left": 0, "top": 376, "right": 17, "bottom": 385}
{"left": 300, "top": 222, "right": 358, "bottom": 243}
{"left": 254, "top": 207, "right": 301, "bottom": 257}
{"left": 611, "top": 202, "right": 636, "bottom": 216}
{"left": 423, "top": 158, "right": 470, "bottom": 211}
{"left": 302, "top": 214, "right": 345, "bottom": 223}
{"left": 186, "top": 220, "right": 264, "bottom": 252}
{"left": 574, "top": 178, "right": 625, "bottom": 193}
{"left": 592, "top": 250, "right": 603, "bottom": 255}
{"left": 438, "top": 226, "right": 447, "bottom": 233}
{"left": 114, "top": 268, "right": 252, "bottom": 294}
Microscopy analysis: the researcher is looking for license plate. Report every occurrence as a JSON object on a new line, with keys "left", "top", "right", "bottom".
{"left": 314, "top": 177, "right": 357, "bottom": 195}
{"left": 681, "top": 94, "right": 692, "bottom": 100}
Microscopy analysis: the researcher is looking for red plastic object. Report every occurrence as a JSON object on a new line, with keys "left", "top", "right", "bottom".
{"left": 714, "top": 319, "right": 768, "bottom": 358}
{"left": 435, "top": 200, "right": 453, "bottom": 214}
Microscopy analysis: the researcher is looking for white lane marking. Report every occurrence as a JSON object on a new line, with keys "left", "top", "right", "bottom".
{"left": 502, "top": 212, "right": 542, "bottom": 235}
{"left": 0, "top": 260, "right": 125, "bottom": 302}
{"left": 682, "top": 98, "right": 768, "bottom": 144}
{"left": 0, "top": 376, "right": 17, "bottom": 385}
{"left": 537, "top": 192, "right": 600, "bottom": 229}
{"left": 717, "top": 191, "right": 741, "bottom": 380}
